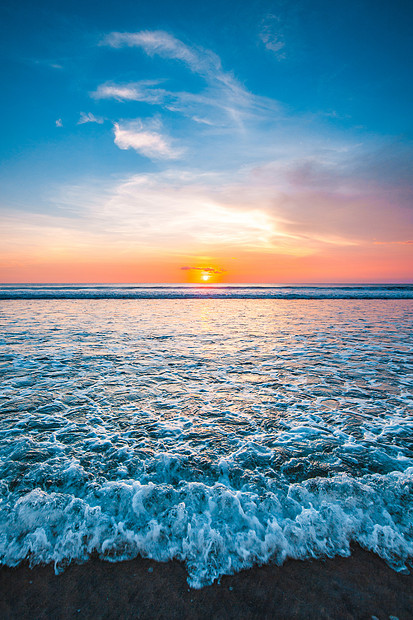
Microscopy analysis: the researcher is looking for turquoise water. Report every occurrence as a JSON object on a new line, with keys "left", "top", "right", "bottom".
{"left": 0, "top": 296, "right": 412, "bottom": 587}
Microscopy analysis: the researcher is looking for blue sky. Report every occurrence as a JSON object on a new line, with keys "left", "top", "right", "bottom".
{"left": 0, "top": 0, "right": 412, "bottom": 282}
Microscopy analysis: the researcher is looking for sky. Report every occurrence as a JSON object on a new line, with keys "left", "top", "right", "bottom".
{"left": 0, "top": 0, "right": 412, "bottom": 283}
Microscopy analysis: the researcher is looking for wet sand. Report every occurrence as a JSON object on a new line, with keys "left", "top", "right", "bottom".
{"left": 1, "top": 547, "right": 412, "bottom": 619}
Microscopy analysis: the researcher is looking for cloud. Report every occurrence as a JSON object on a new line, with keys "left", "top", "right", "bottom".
{"left": 12, "top": 136, "right": 412, "bottom": 254}
{"left": 113, "top": 120, "right": 183, "bottom": 159}
{"left": 32, "top": 59, "right": 63, "bottom": 70}
{"left": 259, "top": 15, "right": 286, "bottom": 59}
{"left": 181, "top": 266, "right": 226, "bottom": 273}
{"left": 4, "top": 142, "right": 412, "bottom": 281}
{"left": 245, "top": 149, "right": 413, "bottom": 244}
{"left": 99, "top": 30, "right": 276, "bottom": 129}
{"left": 92, "top": 81, "right": 236, "bottom": 129}
{"left": 92, "top": 81, "right": 236, "bottom": 124}
{"left": 44, "top": 170, "right": 281, "bottom": 252}
{"left": 55, "top": 119, "right": 63, "bottom": 127}
{"left": 191, "top": 116, "right": 216, "bottom": 126}
{"left": 78, "top": 112, "right": 104, "bottom": 125}
{"left": 373, "top": 240, "right": 413, "bottom": 245}
{"left": 104, "top": 30, "right": 199, "bottom": 63}
{"left": 93, "top": 81, "right": 166, "bottom": 104}
{"left": 103, "top": 31, "right": 224, "bottom": 83}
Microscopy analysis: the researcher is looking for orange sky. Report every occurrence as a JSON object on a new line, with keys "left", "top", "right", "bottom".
{"left": 1, "top": 242, "right": 411, "bottom": 283}
{"left": 1, "top": 164, "right": 412, "bottom": 283}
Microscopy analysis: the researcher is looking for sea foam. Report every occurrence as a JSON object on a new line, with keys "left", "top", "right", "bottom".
{"left": 0, "top": 470, "right": 412, "bottom": 588}
{"left": 0, "top": 283, "right": 412, "bottom": 299}
{"left": 0, "top": 298, "right": 412, "bottom": 586}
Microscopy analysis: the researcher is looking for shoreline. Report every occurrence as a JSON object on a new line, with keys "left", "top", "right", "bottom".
{"left": 1, "top": 548, "right": 412, "bottom": 619}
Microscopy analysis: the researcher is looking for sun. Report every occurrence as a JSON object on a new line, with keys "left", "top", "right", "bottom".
{"left": 182, "top": 265, "right": 224, "bottom": 284}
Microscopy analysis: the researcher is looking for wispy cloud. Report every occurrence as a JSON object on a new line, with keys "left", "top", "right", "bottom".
{"left": 32, "top": 59, "right": 63, "bottom": 70}
{"left": 93, "top": 81, "right": 166, "bottom": 104}
{"left": 105, "top": 31, "right": 199, "bottom": 63}
{"left": 55, "top": 119, "right": 63, "bottom": 127}
{"left": 41, "top": 170, "right": 281, "bottom": 252}
{"left": 103, "top": 31, "right": 232, "bottom": 87}
{"left": 92, "top": 80, "right": 236, "bottom": 126}
{"left": 3, "top": 143, "right": 412, "bottom": 283}
{"left": 181, "top": 266, "right": 226, "bottom": 273}
{"left": 113, "top": 120, "right": 183, "bottom": 159}
{"left": 54, "top": 32, "right": 413, "bottom": 256}
{"left": 259, "top": 14, "right": 286, "bottom": 59}
{"left": 78, "top": 112, "right": 104, "bottom": 125}
{"left": 99, "top": 30, "right": 278, "bottom": 129}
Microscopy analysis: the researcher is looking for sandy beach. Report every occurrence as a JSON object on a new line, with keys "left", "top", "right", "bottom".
{"left": 1, "top": 547, "right": 412, "bottom": 619}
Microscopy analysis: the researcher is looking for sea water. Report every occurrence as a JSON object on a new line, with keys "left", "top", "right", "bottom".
{"left": 0, "top": 285, "right": 412, "bottom": 587}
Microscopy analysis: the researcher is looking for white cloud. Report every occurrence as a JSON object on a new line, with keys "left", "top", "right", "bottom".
{"left": 261, "top": 32, "right": 285, "bottom": 55}
{"left": 259, "top": 15, "right": 286, "bottom": 59}
{"left": 49, "top": 160, "right": 391, "bottom": 254}
{"left": 32, "top": 59, "right": 63, "bottom": 70}
{"left": 92, "top": 81, "right": 222, "bottom": 122}
{"left": 55, "top": 119, "right": 63, "bottom": 127}
{"left": 47, "top": 171, "right": 281, "bottom": 252}
{"left": 102, "top": 30, "right": 252, "bottom": 104}
{"left": 103, "top": 31, "right": 217, "bottom": 77}
{"left": 93, "top": 81, "right": 166, "bottom": 104}
{"left": 92, "top": 76, "right": 279, "bottom": 131}
{"left": 191, "top": 116, "right": 216, "bottom": 126}
{"left": 78, "top": 112, "right": 104, "bottom": 125}
{"left": 113, "top": 120, "right": 183, "bottom": 160}
{"left": 96, "top": 30, "right": 282, "bottom": 134}
{"left": 5, "top": 143, "right": 411, "bottom": 271}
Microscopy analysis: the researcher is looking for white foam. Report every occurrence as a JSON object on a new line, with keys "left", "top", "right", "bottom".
{"left": 1, "top": 298, "right": 412, "bottom": 587}
{"left": 0, "top": 284, "right": 412, "bottom": 299}
{"left": 0, "top": 470, "right": 412, "bottom": 588}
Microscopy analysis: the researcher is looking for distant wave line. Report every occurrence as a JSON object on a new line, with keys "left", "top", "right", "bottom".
{"left": 0, "top": 285, "right": 412, "bottom": 300}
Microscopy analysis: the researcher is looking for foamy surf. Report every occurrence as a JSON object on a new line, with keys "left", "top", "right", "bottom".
{"left": 0, "top": 297, "right": 412, "bottom": 587}
{"left": 0, "top": 283, "right": 412, "bottom": 299}
{"left": 0, "top": 471, "right": 412, "bottom": 588}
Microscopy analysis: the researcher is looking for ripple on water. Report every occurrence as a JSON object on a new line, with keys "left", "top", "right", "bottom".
{"left": 0, "top": 299, "right": 412, "bottom": 586}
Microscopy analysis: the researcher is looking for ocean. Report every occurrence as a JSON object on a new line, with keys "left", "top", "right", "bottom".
{"left": 0, "top": 284, "right": 412, "bottom": 588}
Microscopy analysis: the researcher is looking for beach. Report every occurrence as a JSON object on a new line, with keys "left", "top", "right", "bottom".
{"left": 1, "top": 547, "right": 412, "bottom": 619}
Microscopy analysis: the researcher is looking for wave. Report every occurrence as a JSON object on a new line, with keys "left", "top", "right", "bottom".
{"left": 1, "top": 293, "right": 411, "bottom": 587}
{"left": 1, "top": 284, "right": 412, "bottom": 300}
{"left": 1, "top": 470, "right": 412, "bottom": 588}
